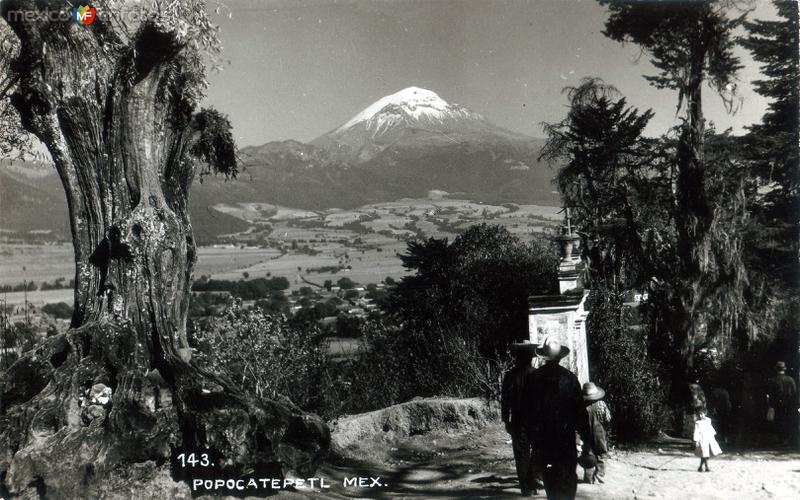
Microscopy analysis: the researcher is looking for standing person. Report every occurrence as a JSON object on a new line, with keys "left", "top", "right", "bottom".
{"left": 693, "top": 410, "right": 722, "bottom": 472}
{"left": 581, "top": 382, "right": 611, "bottom": 484}
{"left": 501, "top": 340, "right": 538, "bottom": 496}
{"left": 766, "top": 361, "right": 798, "bottom": 448}
{"left": 527, "top": 336, "right": 592, "bottom": 500}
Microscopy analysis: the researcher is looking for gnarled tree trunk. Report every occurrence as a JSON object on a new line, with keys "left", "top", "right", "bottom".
{"left": 0, "top": 3, "right": 328, "bottom": 497}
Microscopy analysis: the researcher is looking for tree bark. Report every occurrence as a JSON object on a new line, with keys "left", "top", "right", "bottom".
{"left": 673, "top": 32, "right": 712, "bottom": 380}
{"left": 0, "top": 3, "right": 328, "bottom": 497}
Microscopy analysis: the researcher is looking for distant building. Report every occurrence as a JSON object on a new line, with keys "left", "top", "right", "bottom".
{"left": 622, "top": 289, "right": 649, "bottom": 306}
{"left": 317, "top": 316, "right": 338, "bottom": 328}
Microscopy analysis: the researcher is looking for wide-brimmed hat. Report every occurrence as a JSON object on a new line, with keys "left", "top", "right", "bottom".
{"left": 535, "top": 336, "right": 570, "bottom": 360}
{"left": 510, "top": 339, "right": 537, "bottom": 354}
{"left": 776, "top": 361, "right": 787, "bottom": 371}
{"left": 582, "top": 382, "right": 606, "bottom": 402}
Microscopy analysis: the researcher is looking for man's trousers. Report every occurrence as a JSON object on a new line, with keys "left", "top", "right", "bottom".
{"left": 541, "top": 460, "right": 578, "bottom": 500}
{"left": 511, "top": 430, "right": 538, "bottom": 494}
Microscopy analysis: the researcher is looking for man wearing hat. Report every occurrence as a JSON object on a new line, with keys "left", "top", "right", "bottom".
{"left": 766, "top": 361, "right": 797, "bottom": 447}
{"left": 501, "top": 340, "right": 539, "bottom": 496}
{"left": 526, "top": 336, "right": 592, "bottom": 500}
{"left": 582, "top": 382, "right": 611, "bottom": 484}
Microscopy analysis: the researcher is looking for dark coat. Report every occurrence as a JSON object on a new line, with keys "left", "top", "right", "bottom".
{"left": 501, "top": 364, "right": 535, "bottom": 433}
{"left": 767, "top": 373, "right": 797, "bottom": 414}
{"left": 586, "top": 400, "right": 611, "bottom": 455}
{"left": 525, "top": 361, "right": 591, "bottom": 465}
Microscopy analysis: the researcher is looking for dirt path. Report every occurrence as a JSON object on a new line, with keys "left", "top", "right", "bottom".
{"left": 293, "top": 422, "right": 800, "bottom": 499}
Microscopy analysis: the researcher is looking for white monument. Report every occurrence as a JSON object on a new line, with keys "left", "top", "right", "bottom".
{"left": 528, "top": 211, "right": 590, "bottom": 382}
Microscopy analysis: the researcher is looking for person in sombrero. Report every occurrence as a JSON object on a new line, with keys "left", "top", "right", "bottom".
{"left": 581, "top": 382, "right": 611, "bottom": 484}
{"left": 501, "top": 339, "right": 539, "bottom": 496}
{"left": 525, "top": 336, "right": 592, "bottom": 500}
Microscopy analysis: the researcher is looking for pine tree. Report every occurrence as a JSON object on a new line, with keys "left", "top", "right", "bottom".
{"left": 598, "top": 0, "right": 746, "bottom": 379}
{"left": 741, "top": 0, "right": 800, "bottom": 279}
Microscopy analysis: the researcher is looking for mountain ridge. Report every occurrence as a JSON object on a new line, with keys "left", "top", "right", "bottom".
{"left": 1, "top": 86, "right": 560, "bottom": 241}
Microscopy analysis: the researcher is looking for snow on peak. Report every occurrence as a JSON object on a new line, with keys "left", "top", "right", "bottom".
{"left": 337, "top": 87, "right": 478, "bottom": 132}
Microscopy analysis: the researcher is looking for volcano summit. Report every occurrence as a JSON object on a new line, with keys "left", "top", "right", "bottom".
{"left": 313, "top": 87, "right": 532, "bottom": 162}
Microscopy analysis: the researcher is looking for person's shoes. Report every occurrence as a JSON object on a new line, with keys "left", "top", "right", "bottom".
{"left": 704, "top": 467, "right": 710, "bottom": 472}
{"left": 697, "top": 466, "right": 703, "bottom": 472}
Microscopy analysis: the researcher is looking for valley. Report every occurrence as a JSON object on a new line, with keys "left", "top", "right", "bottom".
{"left": 0, "top": 196, "right": 561, "bottom": 306}
{"left": 0, "top": 85, "right": 562, "bottom": 360}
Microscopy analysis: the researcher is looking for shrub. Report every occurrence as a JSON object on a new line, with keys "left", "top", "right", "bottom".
{"left": 587, "top": 286, "right": 666, "bottom": 442}
{"left": 188, "top": 292, "right": 231, "bottom": 318}
{"left": 339, "top": 321, "right": 492, "bottom": 414}
{"left": 191, "top": 277, "right": 290, "bottom": 299}
{"left": 336, "top": 277, "right": 356, "bottom": 289}
{"left": 41, "top": 302, "right": 73, "bottom": 320}
{"left": 190, "top": 300, "right": 330, "bottom": 414}
{"left": 39, "top": 277, "right": 70, "bottom": 291}
{"left": 0, "top": 281, "right": 38, "bottom": 293}
{"left": 253, "top": 293, "right": 289, "bottom": 315}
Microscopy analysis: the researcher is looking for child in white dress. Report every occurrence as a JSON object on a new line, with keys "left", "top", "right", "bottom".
{"left": 693, "top": 410, "right": 722, "bottom": 472}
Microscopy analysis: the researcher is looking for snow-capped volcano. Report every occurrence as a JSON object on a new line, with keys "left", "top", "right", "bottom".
{"left": 335, "top": 86, "right": 486, "bottom": 134}
{"left": 313, "top": 86, "right": 526, "bottom": 161}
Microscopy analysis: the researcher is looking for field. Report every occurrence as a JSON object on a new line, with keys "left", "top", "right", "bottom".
{"left": 0, "top": 196, "right": 560, "bottom": 306}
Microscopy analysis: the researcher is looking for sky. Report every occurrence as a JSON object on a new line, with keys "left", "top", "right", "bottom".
{"left": 203, "top": 0, "right": 777, "bottom": 147}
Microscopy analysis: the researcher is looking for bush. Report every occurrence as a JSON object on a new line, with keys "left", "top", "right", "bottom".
{"left": 41, "top": 302, "right": 73, "bottom": 320}
{"left": 587, "top": 286, "right": 666, "bottom": 442}
{"left": 339, "top": 321, "right": 493, "bottom": 414}
{"left": 188, "top": 292, "right": 231, "bottom": 318}
{"left": 336, "top": 277, "right": 356, "bottom": 289}
{"left": 334, "top": 315, "right": 362, "bottom": 338}
{"left": 39, "top": 277, "right": 71, "bottom": 291}
{"left": 253, "top": 293, "right": 289, "bottom": 315}
{"left": 188, "top": 306, "right": 508, "bottom": 420}
{"left": 191, "top": 277, "right": 290, "bottom": 299}
{"left": 190, "top": 300, "right": 331, "bottom": 414}
{"left": 0, "top": 281, "right": 38, "bottom": 293}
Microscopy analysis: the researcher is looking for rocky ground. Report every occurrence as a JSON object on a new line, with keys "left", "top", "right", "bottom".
{"left": 291, "top": 398, "right": 800, "bottom": 500}
{"left": 40, "top": 398, "right": 798, "bottom": 499}
{"left": 305, "top": 423, "right": 800, "bottom": 499}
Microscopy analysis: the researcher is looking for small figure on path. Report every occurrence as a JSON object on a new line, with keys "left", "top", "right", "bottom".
{"left": 766, "top": 361, "right": 797, "bottom": 448}
{"left": 581, "top": 382, "right": 611, "bottom": 484}
{"left": 501, "top": 339, "right": 538, "bottom": 496}
{"left": 527, "top": 336, "right": 592, "bottom": 500}
{"left": 693, "top": 410, "right": 722, "bottom": 472}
